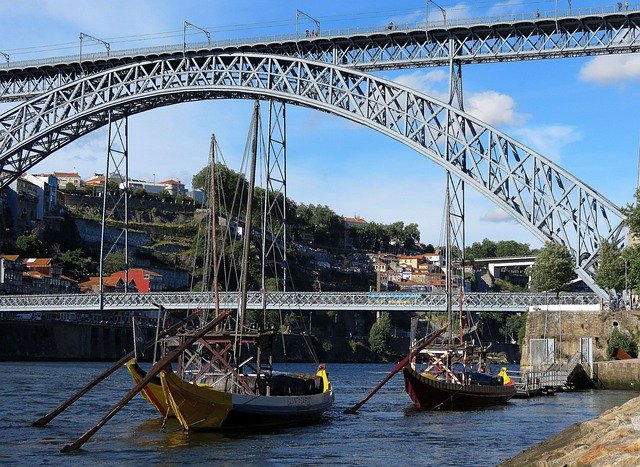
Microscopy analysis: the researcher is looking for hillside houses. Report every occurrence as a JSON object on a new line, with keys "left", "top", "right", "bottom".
{"left": 0, "top": 255, "right": 78, "bottom": 294}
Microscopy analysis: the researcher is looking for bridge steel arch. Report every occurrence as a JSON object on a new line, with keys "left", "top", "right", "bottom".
{"left": 0, "top": 53, "right": 625, "bottom": 296}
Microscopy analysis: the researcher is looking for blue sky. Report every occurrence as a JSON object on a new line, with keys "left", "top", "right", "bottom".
{"left": 1, "top": 0, "right": 639, "bottom": 248}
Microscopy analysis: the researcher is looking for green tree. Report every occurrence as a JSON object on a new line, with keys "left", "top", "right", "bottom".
{"left": 529, "top": 242, "right": 576, "bottom": 295}
{"left": 607, "top": 329, "right": 638, "bottom": 358}
{"left": 466, "top": 238, "right": 497, "bottom": 260}
{"left": 15, "top": 233, "right": 45, "bottom": 257}
{"left": 54, "top": 248, "right": 94, "bottom": 281}
{"left": 622, "top": 187, "right": 640, "bottom": 236}
{"left": 158, "top": 190, "right": 173, "bottom": 201}
{"left": 495, "top": 240, "right": 531, "bottom": 257}
{"left": 101, "top": 250, "right": 127, "bottom": 275}
{"left": 624, "top": 244, "right": 640, "bottom": 292}
{"left": 504, "top": 314, "right": 525, "bottom": 344}
{"left": 133, "top": 187, "right": 146, "bottom": 198}
{"left": 65, "top": 182, "right": 76, "bottom": 192}
{"left": 296, "top": 204, "right": 343, "bottom": 246}
{"left": 595, "top": 240, "right": 625, "bottom": 292}
{"left": 466, "top": 238, "right": 531, "bottom": 260}
{"left": 369, "top": 312, "right": 392, "bottom": 360}
{"left": 403, "top": 223, "right": 420, "bottom": 250}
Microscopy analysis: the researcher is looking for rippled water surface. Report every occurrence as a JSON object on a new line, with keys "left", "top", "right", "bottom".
{"left": 0, "top": 361, "right": 637, "bottom": 465}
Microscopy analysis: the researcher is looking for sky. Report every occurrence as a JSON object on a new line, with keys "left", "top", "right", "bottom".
{"left": 1, "top": 0, "right": 639, "bottom": 248}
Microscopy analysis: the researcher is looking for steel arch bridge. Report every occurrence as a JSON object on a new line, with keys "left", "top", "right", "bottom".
{"left": 1, "top": 7, "right": 639, "bottom": 100}
{"left": 0, "top": 53, "right": 625, "bottom": 296}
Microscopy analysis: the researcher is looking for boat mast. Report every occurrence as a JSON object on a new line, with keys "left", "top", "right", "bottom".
{"left": 209, "top": 134, "right": 221, "bottom": 321}
{"left": 235, "top": 101, "right": 260, "bottom": 366}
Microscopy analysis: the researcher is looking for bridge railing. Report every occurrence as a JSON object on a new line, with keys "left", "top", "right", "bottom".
{"left": 0, "top": 291, "right": 601, "bottom": 312}
{"left": 1, "top": 4, "right": 637, "bottom": 70}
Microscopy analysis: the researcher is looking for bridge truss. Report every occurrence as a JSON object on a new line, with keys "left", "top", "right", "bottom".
{"left": 0, "top": 53, "right": 625, "bottom": 295}
{"left": 0, "top": 7, "right": 638, "bottom": 101}
{"left": 0, "top": 291, "right": 600, "bottom": 313}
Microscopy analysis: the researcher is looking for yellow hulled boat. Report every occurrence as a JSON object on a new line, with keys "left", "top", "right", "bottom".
{"left": 124, "top": 359, "right": 172, "bottom": 417}
{"left": 160, "top": 363, "right": 334, "bottom": 431}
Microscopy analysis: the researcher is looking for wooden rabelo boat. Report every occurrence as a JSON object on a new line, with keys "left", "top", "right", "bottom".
{"left": 401, "top": 183, "right": 516, "bottom": 410}
{"left": 160, "top": 355, "right": 333, "bottom": 430}
{"left": 124, "top": 359, "right": 172, "bottom": 417}
{"left": 403, "top": 359, "right": 516, "bottom": 410}
{"left": 127, "top": 101, "right": 334, "bottom": 431}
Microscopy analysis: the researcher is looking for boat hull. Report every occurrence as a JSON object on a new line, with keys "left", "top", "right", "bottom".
{"left": 160, "top": 368, "right": 334, "bottom": 431}
{"left": 124, "top": 359, "right": 172, "bottom": 417}
{"left": 403, "top": 366, "right": 516, "bottom": 410}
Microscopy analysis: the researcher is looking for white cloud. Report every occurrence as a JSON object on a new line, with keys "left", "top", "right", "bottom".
{"left": 393, "top": 69, "right": 448, "bottom": 101}
{"left": 466, "top": 91, "right": 528, "bottom": 127}
{"left": 487, "top": 1, "right": 527, "bottom": 16}
{"left": 579, "top": 54, "right": 640, "bottom": 85}
{"left": 393, "top": 72, "right": 528, "bottom": 127}
{"left": 428, "top": 3, "right": 472, "bottom": 23}
{"left": 480, "top": 208, "right": 516, "bottom": 223}
{"left": 513, "top": 125, "right": 582, "bottom": 162}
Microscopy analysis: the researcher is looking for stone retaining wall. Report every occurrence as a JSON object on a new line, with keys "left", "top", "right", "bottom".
{"left": 521, "top": 309, "right": 640, "bottom": 370}
{"left": 594, "top": 359, "right": 640, "bottom": 390}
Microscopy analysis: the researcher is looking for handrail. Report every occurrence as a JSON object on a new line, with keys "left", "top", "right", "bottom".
{"left": 0, "top": 5, "right": 638, "bottom": 70}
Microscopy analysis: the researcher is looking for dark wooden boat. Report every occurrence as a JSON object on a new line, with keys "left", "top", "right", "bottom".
{"left": 403, "top": 364, "right": 516, "bottom": 410}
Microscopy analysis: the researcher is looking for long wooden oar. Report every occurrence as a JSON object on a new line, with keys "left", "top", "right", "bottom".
{"left": 32, "top": 309, "right": 204, "bottom": 428}
{"left": 343, "top": 325, "right": 446, "bottom": 414}
{"left": 61, "top": 310, "right": 229, "bottom": 453}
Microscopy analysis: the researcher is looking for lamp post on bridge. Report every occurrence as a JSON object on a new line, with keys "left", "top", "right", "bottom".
{"left": 0, "top": 52, "right": 8, "bottom": 66}
{"left": 183, "top": 21, "right": 211, "bottom": 55}
{"left": 426, "top": 0, "right": 447, "bottom": 30}
{"left": 296, "top": 9, "right": 321, "bottom": 40}
{"left": 79, "top": 32, "right": 110, "bottom": 64}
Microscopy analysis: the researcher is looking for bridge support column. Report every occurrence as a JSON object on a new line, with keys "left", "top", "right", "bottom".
{"left": 98, "top": 113, "right": 129, "bottom": 301}
{"left": 263, "top": 100, "right": 288, "bottom": 334}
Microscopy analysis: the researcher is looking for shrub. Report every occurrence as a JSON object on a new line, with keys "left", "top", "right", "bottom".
{"left": 608, "top": 328, "right": 638, "bottom": 358}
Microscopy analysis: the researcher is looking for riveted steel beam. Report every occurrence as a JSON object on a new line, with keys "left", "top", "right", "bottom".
{"left": 0, "top": 9, "right": 638, "bottom": 101}
{"left": 0, "top": 54, "right": 625, "bottom": 295}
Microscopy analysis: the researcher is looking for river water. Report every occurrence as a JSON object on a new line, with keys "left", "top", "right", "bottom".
{"left": 0, "top": 361, "right": 637, "bottom": 466}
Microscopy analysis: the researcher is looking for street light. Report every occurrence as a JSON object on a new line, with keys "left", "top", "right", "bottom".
{"left": 426, "top": 0, "right": 447, "bottom": 29}
{"left": 183, "top": 21, "right": 211, "bottom": 55}
{"left": 296, "top": 9, "right": 321, "bottom": 40}
{"left": 79, "top": 32, "right": 110, "bottom": 64}
{"left": 0, "top": 51, "right": 8, "bottom": 66}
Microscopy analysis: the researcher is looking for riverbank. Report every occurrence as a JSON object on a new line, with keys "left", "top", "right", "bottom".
{"left": 501, "top": 393, "right": 640, "bottom": 466}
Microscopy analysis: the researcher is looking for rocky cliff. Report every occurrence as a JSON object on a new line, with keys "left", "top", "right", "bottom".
{"left": 501, "top": 394, "right": 640, "bottom": 466}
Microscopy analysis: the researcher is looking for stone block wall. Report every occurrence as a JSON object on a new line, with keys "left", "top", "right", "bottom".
{"left": 593, "top": 359, "right": 640, "bottom": 390}
{"left": 520, "top": 309, "right": 640, "bottom": 369}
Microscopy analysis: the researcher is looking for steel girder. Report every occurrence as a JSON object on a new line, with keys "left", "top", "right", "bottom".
{"left": 0, "top": 291, "right": 600, "bottom": 313}
{"left": 0, "top": 54, "right": 625, "bottom": 294}
{"left": 0, "top": 9, "right": 639, "bottom": 101}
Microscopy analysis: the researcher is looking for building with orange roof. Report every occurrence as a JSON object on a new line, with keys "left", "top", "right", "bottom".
{"left": 79, "top": 276, "right": 137, "bottom": 293}
{"left": 397, "top": 254, "right": 426, "bottom": 270}
{"left": 23, "top": 257, "right": 61, "bottom": 277}
{"left": 0, "top": 254, "right": 24, "bottom": 294}
{"left": 110, "top": 268, "right": 162, "bottom": 292}
{"left": 158, "top": 179, "right": 187, "bottom": 196}
{"left": 84, "top": 173, "right": 106, "bottom": 188}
